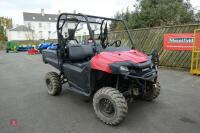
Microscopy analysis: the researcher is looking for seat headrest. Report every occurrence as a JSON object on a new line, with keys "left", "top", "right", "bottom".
{"left": 68, "top": 45, "right": 93, "bottom": 61}
{"left": 68, "top": 29, "right": 75, "bottom": 40}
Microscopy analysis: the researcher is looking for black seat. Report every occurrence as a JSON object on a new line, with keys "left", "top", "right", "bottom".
{"left": 73, "top": 61, "right": 89, "bottom": 68}
{"left": 66, "top": 28, "right": 94, "bottom": 61}
{"left": 68, "top": 45, "right": 93, "bottom": 61}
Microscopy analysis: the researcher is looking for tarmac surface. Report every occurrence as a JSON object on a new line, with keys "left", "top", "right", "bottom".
{"left": 0, "top": 51, "right": 200, "bottom": 133}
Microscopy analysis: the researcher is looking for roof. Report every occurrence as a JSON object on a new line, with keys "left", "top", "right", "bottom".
{"left": 23, "top": 12, "right": 58, "bottom": 22}
{"left": 9, "top": 25, "right": 33, "bottom": 32}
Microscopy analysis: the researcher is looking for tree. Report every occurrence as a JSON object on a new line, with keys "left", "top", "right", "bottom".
{"left": 110, "top": 11, "right": 124, "bottom": 31}
{"left": 112, "top": 0, "right": 196, "bottom": 30}
{"left": 195, "top": 10, "right": 200, "bottom": 22}
{"left": 139, "top": 0, "right": 194, "bottom": 27}
{"left": 0, "top": 25, "right": 7, "bottom": 41}
{"left": 0, "top": 17, "right": 12, "bottom": 41}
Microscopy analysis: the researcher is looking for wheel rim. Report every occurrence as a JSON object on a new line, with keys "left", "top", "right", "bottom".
{"left": 99, "top": 98, "right": 115, "bottom": 118}
{"left": 46, "top": 79, "right": 53, "bottom": 92}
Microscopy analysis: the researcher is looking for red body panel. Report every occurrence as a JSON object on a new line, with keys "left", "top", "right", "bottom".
{"left": 90, "top": 49, "right": 148, "bottom": 73}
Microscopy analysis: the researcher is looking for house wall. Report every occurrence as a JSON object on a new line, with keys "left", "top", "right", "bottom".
{"left": 24, "top": 20, "right": 98, "bottom": 41}
{"left": 24, "top": 21, "right": 57, "bottom": 40}
{"left": 7, "top": 30, "right": 33, "bottom": 41}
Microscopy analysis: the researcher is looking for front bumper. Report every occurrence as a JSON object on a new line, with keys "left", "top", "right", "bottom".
{"left": 123, "top": 69, "right": 157, "bottom": 81}
{"left": 125, "top": 70, "right": 157, "bottom": 82}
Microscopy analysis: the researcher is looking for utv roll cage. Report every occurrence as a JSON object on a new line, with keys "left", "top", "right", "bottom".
{"left": 56, "top": 13, "right": 135, "bottom": 58}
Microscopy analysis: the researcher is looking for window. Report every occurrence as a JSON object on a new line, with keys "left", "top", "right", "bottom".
{"left": 80, "top": 23, "right": 83, "bottom": 28}
{"left": 55, "top": 18, "right": 57, "bottom": 21}
{"left": 94, "top": 25, "right": 97, "bottom": 30}
{"left": 65, "top": 23, "right": 68, "bottom": 28}
{"left": 49, "top": 18, "right": 51, "bottom": 20}
{"left": 32, "top": 17, "right": 35, "bottom": 20}
{"left": 39, "top": 31, "right": 43, "bottom": 39}
{"left": 48, "top": 23, "right": 51, "bottom": 28}
{"left": 17, "top": 31, "right": 21, "bottom": 38}
{"left": 48, "top": 31, "right": 51, "bottom": 39}
{"left": 32, "top": 25, "right": 35, "bottom": 30}
{"left": 39, "top": 23, "right": 42, "bottom": 28}
{"left": 28, "top": 23, "right": 31, "bottom": 28}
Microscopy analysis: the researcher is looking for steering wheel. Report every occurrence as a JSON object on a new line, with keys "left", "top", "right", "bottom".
{"left": 108, "top": 40, "right": 122, "bottom": 47}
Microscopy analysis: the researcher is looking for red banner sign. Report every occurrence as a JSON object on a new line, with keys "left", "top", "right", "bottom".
{"left": 163, "top": 33, "right": 193, "bottom": 50}
{"left": 194, "top": 32, "right": 200, "bottom": 49}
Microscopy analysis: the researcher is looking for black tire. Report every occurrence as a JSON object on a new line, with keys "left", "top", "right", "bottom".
{"left": 45, "top": 72, "right": 62, "bottom": 96}
{"left": 93, "top": 87, "right": 128, "bottom": 126}
{"left": 42, "top": 54, "right": 47, "bottom": 64}
{"left": 39, "top": 49, "right": 42, "bottom": 54}
{"left": 141, "top": 82, "right": 161, "bottom": 101}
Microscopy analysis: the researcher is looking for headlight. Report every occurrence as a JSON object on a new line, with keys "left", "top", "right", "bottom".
{"left": 120, "top": 66, "right": 129, "bottom": 72}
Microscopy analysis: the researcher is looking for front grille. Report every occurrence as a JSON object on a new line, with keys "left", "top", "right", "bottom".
{"left": 130, "top": 67, "right": 151, "bottom": 73}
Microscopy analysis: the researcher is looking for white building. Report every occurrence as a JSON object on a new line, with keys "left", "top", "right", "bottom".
{"left": 6, "top": 25, "right": 33, "bottom": 41}
{"left": 23, "top": 9, "right": 58, "bottom": 40}
{"left": 23, "top": 9, "right": 101, "bottom": 41}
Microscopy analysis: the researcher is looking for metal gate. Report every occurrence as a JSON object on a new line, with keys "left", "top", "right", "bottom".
{"left": 191, "top": 29, "right": 200, "bottom": 75}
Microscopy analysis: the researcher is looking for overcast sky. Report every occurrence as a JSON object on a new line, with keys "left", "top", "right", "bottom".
{"left": 0, "top": 0, "right": 200, "bottom": 25}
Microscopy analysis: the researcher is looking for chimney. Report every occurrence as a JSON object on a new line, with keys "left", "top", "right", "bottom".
{"left": 58, "top": 10, "right": 61, "bottom": 14}
{"left": 73, "top": 10, "right": 76, "bottom": 14}
{"left": 41, "top": 9, "right": 45, "bottom": 16}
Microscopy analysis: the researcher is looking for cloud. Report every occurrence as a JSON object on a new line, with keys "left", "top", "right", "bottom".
{"left": 190, "top": 0, "right": 200, "bottom": 11}
{"left": 0, "top": 0, "right": 199, "bottom": 25}
{"left": 0, "top": 0, "right": 134, "bottom": 24}
{"left": 1, "top": 0, "right": 51, "bottom": 10}
{"left": 0, "top": 0, "right": 51, "bottom": 24}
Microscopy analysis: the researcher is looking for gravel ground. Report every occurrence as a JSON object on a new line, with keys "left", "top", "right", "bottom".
{"left": 0, "top": 51, "right": 200, "bottom": 133}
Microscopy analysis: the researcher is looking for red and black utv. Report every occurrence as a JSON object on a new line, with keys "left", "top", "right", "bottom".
{"left": 42, "top": 13, "right": 160, "bottom": 125}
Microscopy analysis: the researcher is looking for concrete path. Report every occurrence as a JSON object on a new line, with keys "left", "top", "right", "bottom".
{"left": 0, "top": 52, "right": 200, "bottom": 133}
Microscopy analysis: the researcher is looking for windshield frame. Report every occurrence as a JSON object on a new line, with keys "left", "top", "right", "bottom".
{"left": 56, "top": 13, "right": 135, "bottom": 49}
